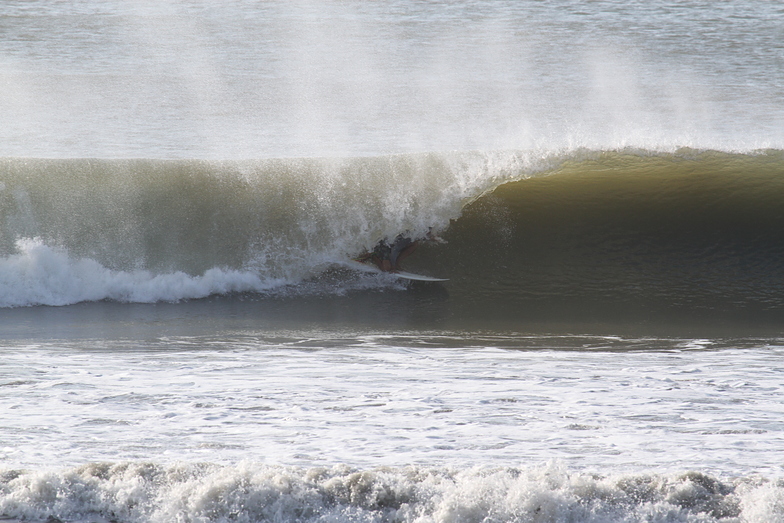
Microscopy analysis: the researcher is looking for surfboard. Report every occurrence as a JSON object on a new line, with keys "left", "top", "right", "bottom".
{"left": 389, "top": 270, "right": 449, "bottom": 282}
{"left": 344, "top": 260, "right": 448, "bottom": 282}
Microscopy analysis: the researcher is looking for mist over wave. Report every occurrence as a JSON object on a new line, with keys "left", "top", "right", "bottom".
{"left": 1, "top": 1, "right": 782, "bottom": 158}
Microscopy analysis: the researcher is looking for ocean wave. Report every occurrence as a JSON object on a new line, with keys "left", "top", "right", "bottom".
{"left": 1, "top": 149, "right": 783, "bottom": 314}
{"left": 1, "top": 461, "right": 781, "bottom": 523}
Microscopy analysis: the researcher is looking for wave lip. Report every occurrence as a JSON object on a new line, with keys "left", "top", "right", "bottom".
{"left": 0, "top": 462, "right": 779, "bottom": 523}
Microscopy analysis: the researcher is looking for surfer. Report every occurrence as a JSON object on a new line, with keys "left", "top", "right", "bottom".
{"left": 358, "top": 230, "right": 444, "bottom": 272}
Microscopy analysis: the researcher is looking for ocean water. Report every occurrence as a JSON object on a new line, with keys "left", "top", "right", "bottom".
{"left": 2, "top": 1, "right": 784, "bottom": 522}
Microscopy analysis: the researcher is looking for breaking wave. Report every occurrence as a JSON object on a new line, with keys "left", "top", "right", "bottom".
{"left": 1, "top": 149, "right": 783, "bottom": 321}
{"left": 2, "top": 461, "right": 783, "bottom": 523}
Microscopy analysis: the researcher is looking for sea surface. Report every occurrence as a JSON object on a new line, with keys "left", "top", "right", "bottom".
{"left": 1, "top": 1, "right": 784, "bottom": 522}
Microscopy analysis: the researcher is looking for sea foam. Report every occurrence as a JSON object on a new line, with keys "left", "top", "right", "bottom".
{"left": 1, "top": 462, "right": 780, "bottom": 523}
{"left": 0, "top": 238, "right": 278, "bottom": 307}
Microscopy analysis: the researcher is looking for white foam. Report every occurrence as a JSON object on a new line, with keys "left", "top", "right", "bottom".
{"left": 2, "top": 337, "right": 784, "bottom": 521}
{"left": 0, "top": 462, "right": 781, "bottom": 523}
{"left": 0, "top": 238, "right": 283, "bottom": 307}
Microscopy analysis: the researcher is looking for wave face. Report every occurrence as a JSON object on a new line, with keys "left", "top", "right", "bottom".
{"left": 1, "top": 149, "right": 784, "bottom": 326}
{"left": 1, "top": 462, "right": 782, "bottom": 523}
{"left": 436, "top": 149, "right": 784, "bottom": 327}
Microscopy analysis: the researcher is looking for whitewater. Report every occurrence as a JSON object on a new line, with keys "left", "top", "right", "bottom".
{"left": 2, "top": 1, "right": 784, "bottom": 522}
